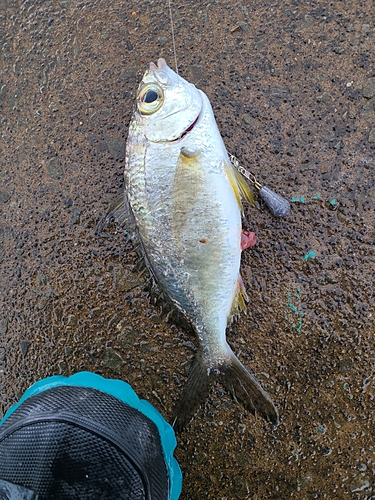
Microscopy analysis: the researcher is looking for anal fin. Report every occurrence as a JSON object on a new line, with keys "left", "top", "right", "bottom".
{"left": 229, "top": 275, "right": 249, "bottom": 322}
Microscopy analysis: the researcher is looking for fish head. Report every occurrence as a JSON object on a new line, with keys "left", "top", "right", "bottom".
{"left": 134, "top": 58, "right": 202, "bottom": 142}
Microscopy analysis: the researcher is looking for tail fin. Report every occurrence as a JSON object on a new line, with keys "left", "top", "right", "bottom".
{"left": 172, "top": 346, "right": 279, "bottom": 432}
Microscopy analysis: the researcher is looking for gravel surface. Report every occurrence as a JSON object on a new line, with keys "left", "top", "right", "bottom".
{"left": 1, "top": 0, "right": 375, "bottom": 498}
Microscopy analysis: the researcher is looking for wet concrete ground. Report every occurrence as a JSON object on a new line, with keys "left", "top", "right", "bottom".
{"left": 1, "top": 0, "right": 375, "bottom": 498}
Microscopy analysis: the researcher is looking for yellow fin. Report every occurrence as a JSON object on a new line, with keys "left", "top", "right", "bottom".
{"left": 231, "top": 162, "right": 255, "bottom": 204}
{"left": 225, "top": 161, "right": 254, "bottom": 210}
{"left": 229, "top": 275, "right": 249, "bottom": 323}
{"left": 224, "top": 162, "right": 242, "bottom": 210}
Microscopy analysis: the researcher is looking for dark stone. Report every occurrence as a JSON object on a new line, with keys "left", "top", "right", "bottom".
{"left": 104, "top": 134, "right": 125, "bottom": 160}
{"left": 20, "top": 341, "right": 30, "bottom": 357}
{"left": 0, "top": 319, "right": 8, "bottom": 335}
{"left": 362, "top": 77, "right": 375, "bottom": 99}
{"left": 242, "top": 114, "right": 258, "bottom": 126}
{"left": 46, "top": 157, "right": 64, "bottom": 180}
{"left": 298, "top": 14, "right": 316, "bottom": 30}
{"left": 0, "top": 191, "right": 11, "bottom": 203}
{"left": 8, "top": 88, "right": 21, "bottom": 108}
{"left": 190, "top": 65, "right": 204, "bottom": 83}
{"left": 339, "top": 359, "right": 354, "bottom": 372}
{"left": 120, "top": 66, "right": 137, "bottom": 81}
{"left": 70, "top": 207, "right": 81, "bottom": 224}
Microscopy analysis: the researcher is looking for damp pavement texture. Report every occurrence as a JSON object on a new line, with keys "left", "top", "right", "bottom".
{"left": 1, "top": 0, "right": 375, "bottom": 498}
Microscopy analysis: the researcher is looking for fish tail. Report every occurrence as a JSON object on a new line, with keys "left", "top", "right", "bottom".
{"left": 172, "top": 345, "right": 279, "bottom": 432}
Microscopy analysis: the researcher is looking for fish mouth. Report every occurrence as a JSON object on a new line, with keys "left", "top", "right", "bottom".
{"left": 172, "top": 113, "right": 200, "bottom": 142}
{"left": 149, "top": 58, "right": 168, "bottom": 71}
{"left": 147, "top": 111, "right": 201, "bottom": 144}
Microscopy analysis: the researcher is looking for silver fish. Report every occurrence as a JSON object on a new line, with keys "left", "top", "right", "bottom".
{"left": 102, "top": 58, "right": 278, "bottom": 430}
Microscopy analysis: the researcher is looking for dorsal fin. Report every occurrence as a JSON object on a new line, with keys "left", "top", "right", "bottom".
{"left": 96, "top": 193, "right": 136, "bottom": 236}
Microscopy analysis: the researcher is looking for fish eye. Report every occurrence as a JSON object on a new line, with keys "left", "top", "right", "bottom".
{"left": 137, "top": 84, "right": 164, "bottom": 115}
{"left": 144, "top": 89, "right": 158, "bottom": 103}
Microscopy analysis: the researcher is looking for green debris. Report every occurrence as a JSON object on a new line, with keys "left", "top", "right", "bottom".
{"left": 286, "top": 294, "right": 297, "bottom": 314}
{"left": 313, "top": 193, "right": 321, "bottom": 200}
{"left": 330, "top": 199, "right": 337, "bottom": 206}
{"left": 291, "top": 196, "right": 305, "bottom": 203}
{"left": 286, "top": 288, "right": 303, "bottom": 333}
{"left": 315, "top": 424, "right": 327, "bottom": 435}
{"left": 303, "top": 251, "right": 317, "bottom": 261}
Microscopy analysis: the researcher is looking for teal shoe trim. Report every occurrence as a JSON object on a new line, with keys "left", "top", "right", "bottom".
{"left": 0, "top": 372, "right": 182, "bottom": 500}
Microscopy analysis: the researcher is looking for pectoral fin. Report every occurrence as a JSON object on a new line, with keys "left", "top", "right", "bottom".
{"left": 224, "top": 162, "right": 242, "bottom": 210}
{"left": 224, "top": 161, "right": 254, "bottom": 211}
{"left": 231, "top": 162, "right": 255, "bottom": 204}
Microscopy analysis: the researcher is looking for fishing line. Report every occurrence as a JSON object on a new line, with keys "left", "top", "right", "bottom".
{"left": 168, "top": 0, "right": 179, "bottom": 74}
{"left": 165, "top": 2, "right": 288, "bottom": 218}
